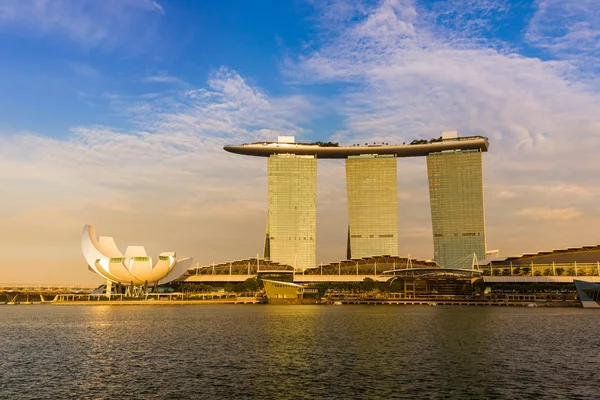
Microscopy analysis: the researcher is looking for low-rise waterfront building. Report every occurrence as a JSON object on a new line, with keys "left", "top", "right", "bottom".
{"left": 81, "top": 225, "right": 193, "bottom": 295}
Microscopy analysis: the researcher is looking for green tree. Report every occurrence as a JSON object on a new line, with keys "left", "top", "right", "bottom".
{"left": 243, "top": 278, "right": 259, "bottom": 292}
{"left": 256, "top": 277, "right": 264, "bottom": 289}
{"left": 389, "top": 280, "right": 404, "bottom": 293}
{"left": 362, "top": 278, "right": 377, "bottom": 291}
{"left": 584, "top": 266, "right": 597, "bottom": 276}
{"left": 234, "top": 283, "right": 245, "bottom": 293}
{"left": 224, "top": 283, "right": 235, "bottom": 293}
{"left": 180, "top": 283, "right": 190, "bottom": 295}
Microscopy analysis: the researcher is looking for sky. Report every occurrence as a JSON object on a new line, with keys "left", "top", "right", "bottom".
{"left": 1, "top": 0, "right": 599, "bottom": 284}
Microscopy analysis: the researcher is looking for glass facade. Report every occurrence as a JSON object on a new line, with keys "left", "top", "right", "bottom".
{"left": 427, "top": 149, "right": 486, "bottom": 268}
{"left": 266, "top": 154, "right": 316, "bottom": 270}
{"left": 346, "top": 155, "right": 399, "bottom": 258}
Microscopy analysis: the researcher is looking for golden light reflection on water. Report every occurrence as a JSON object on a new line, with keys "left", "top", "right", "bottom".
{"left": 1, "top": 305, "right": 598, "bottom": 399}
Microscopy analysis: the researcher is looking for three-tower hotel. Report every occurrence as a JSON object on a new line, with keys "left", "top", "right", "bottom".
{"left": 224, "top": 131, "right": 489, "bottom": 269}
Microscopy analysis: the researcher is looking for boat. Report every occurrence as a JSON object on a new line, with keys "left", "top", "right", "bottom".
{"left": 428, "top": 302, "right": 438, "bottom": 306}
{"left": 333, "top": 301, "right": 343, "bottom": 305}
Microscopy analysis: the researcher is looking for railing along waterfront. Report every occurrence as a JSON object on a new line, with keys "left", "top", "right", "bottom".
{"left": 0, "top": 283, "right": 97, "bottom": 292}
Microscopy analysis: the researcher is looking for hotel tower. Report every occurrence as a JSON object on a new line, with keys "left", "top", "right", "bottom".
{"left": 426, "top": 132, "right": 486, "bottom": 268}
{"left": 346, "top": 155, "right": 399, "bottom": 259}
{"left": 225, "top": 132, "right": 488, "bottom": 270}
{"left": 264, "top": 150, "right": 317, "bottom": 271}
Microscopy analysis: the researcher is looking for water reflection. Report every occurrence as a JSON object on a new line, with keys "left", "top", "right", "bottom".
{"left": 0, "top": 305, "right": 599, "bottom": 399}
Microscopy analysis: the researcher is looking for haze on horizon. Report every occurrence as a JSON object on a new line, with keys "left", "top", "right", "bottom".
{"left": 0, "top": 0, "right": 599, "bottom": 285}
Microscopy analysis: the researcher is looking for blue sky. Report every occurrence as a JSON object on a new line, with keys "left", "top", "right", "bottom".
{"left": 0, "top": 0, "right": 551, "bottom": 139}
{"left": 0, "top": 0, "right": 320, "bottom": 136}
{"left": 1, "top": 0, "right": 600, "bottom": 283}
{"left": 0, "top": 0, "right": 592, "bottom": 138}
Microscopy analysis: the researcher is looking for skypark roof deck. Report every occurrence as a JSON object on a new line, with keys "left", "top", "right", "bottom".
{"left": 224, "top": 136, "right": 489, "bottom": 159}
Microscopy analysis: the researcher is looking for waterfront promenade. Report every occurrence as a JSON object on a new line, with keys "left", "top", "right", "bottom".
{"left": 0, "top": 284, "right": 581, "bottom": 306}
{"left": 0, "top": 295, "right": 579, "bottom": 307}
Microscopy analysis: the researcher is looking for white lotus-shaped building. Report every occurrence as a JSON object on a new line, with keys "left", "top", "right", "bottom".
{"left": 81, "top": 225, "right": 193, "bottom": 286}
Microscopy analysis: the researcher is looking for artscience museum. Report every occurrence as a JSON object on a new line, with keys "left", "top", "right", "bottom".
{"left": 81, "top": 225, "right": 193, "bottom": 295}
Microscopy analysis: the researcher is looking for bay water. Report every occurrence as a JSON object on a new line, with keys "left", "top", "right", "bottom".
{"left": 1, "top": 305, "right": 599, "bottom": 399}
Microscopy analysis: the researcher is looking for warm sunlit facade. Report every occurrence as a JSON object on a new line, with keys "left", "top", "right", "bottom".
{"left": 346, "top": 155, "right": 398, "bottom": 258}
{"left": 81, "top": 225, "right": 193, "bottom": 286}
{"left": 226, "top": 134, "right": 490, "bottom": 267}
{"left": 265, "top": 154, "right": 316, "bottom": 270}
{"left": 427, "top": 149, "right": 486, "bottom": 268}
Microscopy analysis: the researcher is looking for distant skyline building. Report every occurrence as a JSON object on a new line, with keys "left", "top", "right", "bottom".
{"left": 346, "top": 155, "right": 398, "bottom": 259}
{"left": 265, "top": 153, "right": 316, "bottom": 270}
{"left": 427, "top": 139, "right": 486, "bottom": 268}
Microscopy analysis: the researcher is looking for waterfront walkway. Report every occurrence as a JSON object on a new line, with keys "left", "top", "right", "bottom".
{"left": 0, "top": 297, "right": 579, "bottom": 307}
{"left": 331, "top": 299, "right": 578, "bottom": 306}
{"left": 52, "top": 298, "right": 265, "bottom": 305}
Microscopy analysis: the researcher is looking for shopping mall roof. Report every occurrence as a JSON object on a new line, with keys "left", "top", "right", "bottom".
{"left": 185, "top": 258, "right": 294, "bottom": 277}
{"left": 384, "top": 267, "right": 482, "bottom": 279}
{"left": 303, "top": 255, "right": 440, "bottom": 275}
{"left": 489, "top": 245, "right": 600, "bottom": 266}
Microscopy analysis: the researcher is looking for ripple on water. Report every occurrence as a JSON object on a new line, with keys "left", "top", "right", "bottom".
{"left": 0, "top": 306, "right": 599, "bottom": 399}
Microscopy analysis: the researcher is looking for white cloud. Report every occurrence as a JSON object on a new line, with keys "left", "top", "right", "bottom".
{"left": 68, "top": 62, "right": 102, "bottom": 79}
{"left": 516, "top": 207, "right": 582, "bottom": 221}
{"left": 421, "top": 0, "right": 510, "bottom": 44}
{"left": 355, "top": 0, "right": 416, "bottom": 38}
{"left": 526, "top": 0, "right": 600, "bottom": 70}
{"left": 496, "top": 190, "right": 516, "bottom": 199}
{"left": 1, "top": 68, "right": 312, "bottom": 194}
{"left": 147, "top": 1, "right": 165, "bottom": 15}
{"left": 3, "top": 0, "right": 600, "bottom": 282}
{"left": 526, "top": 1, "right": 600, "bottom": 50}
{"left": 0, "top": 67, "right": 315, "bottom": 283}
{"left": 295, "top": 1, "right": 600, "bottom": 150}
{"left": 142, "top": 75, "right": 182, "bottom": 84}
{"left": 289, "top": 0, "right": 600, "bottom": 256}
{"left": 0, "top": 0, "right": 164, "bottom": 50}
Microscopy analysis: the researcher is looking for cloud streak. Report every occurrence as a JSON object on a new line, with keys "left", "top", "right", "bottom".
{"left": 2, "top": 0, "right": 600, "bottom": 283}
{"left": 517, "top": 207, "right": 582, "bottom": 221}
{"left": 0, "top": 68, "right": 314, "bottom": 283}
{"left": 0, "top": 0, "right": 164, "bottom": 50}
{"left": 290, "top": 0, "right": 600, "bottom": 255}
{"left": 526, "top": 0, "right": 600, "bottom": 61}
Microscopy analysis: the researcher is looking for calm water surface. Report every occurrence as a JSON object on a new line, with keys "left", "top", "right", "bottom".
{"left": 1, "top": 305, "right": 599, "bottom": 399}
